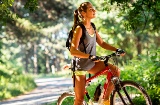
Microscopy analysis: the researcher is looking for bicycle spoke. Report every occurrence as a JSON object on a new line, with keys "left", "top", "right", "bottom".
{"left": 117, "top": 90, "right": 127, "bottom": 105}
{"left": 123, "top": 87, "right": 134, "bottom": 105}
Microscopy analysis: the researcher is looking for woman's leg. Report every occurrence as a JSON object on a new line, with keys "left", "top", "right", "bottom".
{"left": 88, "top": 61, "right": 120, "bottom": 100}
{"left": 74, "top": 74, "right": 86, "bottom": 105}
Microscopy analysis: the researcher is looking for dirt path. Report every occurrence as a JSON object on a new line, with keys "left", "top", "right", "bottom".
{"left": 0, "top": 77, "right": 73, "bottom": 105}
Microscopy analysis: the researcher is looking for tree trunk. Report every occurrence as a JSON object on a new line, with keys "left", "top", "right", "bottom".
{"left": 136, "top": 36, "right": 142, "bottom": 55}
{"left": 45, "top": 47, "right": 50, "bottom": 73}
{"left": 46, "top": 54, "right": 50, "bottom": 73}
{"left": 25, "top": 49, "right": 29, "bottom": 73}
{"left": 33, "top": 43, "right": 38, "bottom": 74}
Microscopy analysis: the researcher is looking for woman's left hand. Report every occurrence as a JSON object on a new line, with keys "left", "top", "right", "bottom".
{"left": 116, "top": 49, "right": 125, "bottom": 56}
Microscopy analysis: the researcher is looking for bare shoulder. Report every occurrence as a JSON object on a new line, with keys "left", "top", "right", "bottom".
{"left": 73, "top": 25, "right": 83, "bottom": 37}
{"left": 75, "top": 25, "right": 82, "bottom": 31}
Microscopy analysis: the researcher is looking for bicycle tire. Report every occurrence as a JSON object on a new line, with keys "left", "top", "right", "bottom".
{"left": 57, "top": 92, "right": 88, "bottom": 105}
{"left": 110, "top": 80, "right": 152, "bottom": 105}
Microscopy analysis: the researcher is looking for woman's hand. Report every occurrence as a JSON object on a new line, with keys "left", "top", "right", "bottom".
{"left": 89, "top": 55, "right": 100, "bottom": 62}
{"left": 63, "top": 64, "right": 71, "bottom": 70}
{"left": 116, "top": 49, "right": 125, "bottom": 56}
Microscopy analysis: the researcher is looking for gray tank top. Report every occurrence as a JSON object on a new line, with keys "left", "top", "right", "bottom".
{"left": 75, "top": 28, "right": 96, "bottom": 71}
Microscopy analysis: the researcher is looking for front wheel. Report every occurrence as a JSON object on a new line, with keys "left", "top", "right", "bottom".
{"left": 57, "top": 92, "right": 87, "bottom": 105}
{"left": 110, "top": 81, "right": 152, "bottom": 105}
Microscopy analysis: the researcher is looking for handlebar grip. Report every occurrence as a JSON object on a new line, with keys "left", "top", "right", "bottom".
{"left": 116, "top": 49, "right": 125, "bottom": 55}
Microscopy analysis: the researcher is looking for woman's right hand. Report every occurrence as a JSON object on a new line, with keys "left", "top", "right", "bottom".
{"left": 63, "top": 64, "right": 71, "bottom": 70}
{"left": 89, "top": 55, "right": 100, "bottom": 62}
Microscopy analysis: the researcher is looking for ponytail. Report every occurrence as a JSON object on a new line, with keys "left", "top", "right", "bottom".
{"left": 73, "top": 9, "right": 81, "bottom": 30}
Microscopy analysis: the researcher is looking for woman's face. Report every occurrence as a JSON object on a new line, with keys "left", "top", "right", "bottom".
{"left": 84, "top": 3, "right": 96, "bottom": 19}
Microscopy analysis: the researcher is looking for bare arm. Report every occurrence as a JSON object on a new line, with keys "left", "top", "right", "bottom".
{"left": 70, "top": 26, "right": 90, "bottom": 58}
{"left": 96, "top": 30, "right": 117, "bottom": 51}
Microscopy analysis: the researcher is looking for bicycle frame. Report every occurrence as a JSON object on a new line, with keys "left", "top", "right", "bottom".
{"left": 85, "top": 66, "right": 114, "bottom": 100}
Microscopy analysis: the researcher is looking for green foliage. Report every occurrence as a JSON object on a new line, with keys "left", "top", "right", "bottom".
{"left": 1, "top": 0, "right": 75, "bottom": 74}
{"left": 0, "top": 0, "right": 14, "bottom": 24}
{"left": 109, "top": 0, "right": 160, "bottom": 31}
{"left": 0, "top": 0, "right": 40, "bottom": 24}
{"left": 148, "top": 87, "right": 160, "bottom": 105}
{"left": 0, "top": 70, "right": 11, "bottom": 78}
{"left": 0, "top": 49, "right": 37, "bottom": 101}
{"left": 132, "top": 95, "right": 147, "bottom": 105}
{"left": 120, "top": 49, "right": 160, "bottom": 104}
{"left": 0, "top": 41, "right": 4, "bottom": 64}
{"left": 0, "top": 74, "right": 37, "bottom": 100}
{"left": 24, "top": 0, "right": 38, "bottom": 12}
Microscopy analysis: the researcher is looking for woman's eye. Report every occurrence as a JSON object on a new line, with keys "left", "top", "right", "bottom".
{"left": 90, "top": 8, "right": 94, "bottom": 11}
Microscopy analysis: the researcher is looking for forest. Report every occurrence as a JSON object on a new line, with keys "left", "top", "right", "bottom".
{"left": 0, "top": 0, "right": 160, "bottom": 104}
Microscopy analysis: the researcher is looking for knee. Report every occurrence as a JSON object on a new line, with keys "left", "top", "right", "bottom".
{"left": 116, "top": 68, "right": 120, "bottom": 77}
{"left": 110, "top": 65, "right": 120, "bottom": 77}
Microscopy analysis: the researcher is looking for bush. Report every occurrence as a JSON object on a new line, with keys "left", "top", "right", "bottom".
{"left": 0, "top": 64, "right": 37, "bottom": 101}
{"left": 148, "top": 87, "right": 160, "bottom": 105}
{"left": 0, "top": 40, "right": 37, "bottom": 101}
{"left": 0, "top": 74, "right": 37, "bottom": 101}
{"left": 121, "top": 49, "right": 160, "bottom": 104}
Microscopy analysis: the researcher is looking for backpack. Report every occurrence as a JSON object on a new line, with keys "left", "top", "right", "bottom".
{"left": 66, "top": 22, "right": 96, "bottom": 52}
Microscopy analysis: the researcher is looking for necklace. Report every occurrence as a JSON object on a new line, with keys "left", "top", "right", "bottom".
{"left": 86, "top": 25, "right": 92, "bottom": 30}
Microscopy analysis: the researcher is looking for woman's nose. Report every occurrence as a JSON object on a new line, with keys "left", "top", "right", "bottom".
{"left": 93, "top": 8, "right": 96, "bottom": 12}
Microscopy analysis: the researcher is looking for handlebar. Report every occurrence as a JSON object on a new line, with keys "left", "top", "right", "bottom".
{"left": 97, "top": 52, "right": 120, "bottom": 62}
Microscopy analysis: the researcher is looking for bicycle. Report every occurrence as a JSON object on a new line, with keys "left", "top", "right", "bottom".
{"left": 57, "top": 52, "right": 152, "bottom": 105}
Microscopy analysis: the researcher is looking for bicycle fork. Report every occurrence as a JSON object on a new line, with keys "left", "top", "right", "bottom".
{"left": 111, "top": 77, "right": 134, "bottom": 105}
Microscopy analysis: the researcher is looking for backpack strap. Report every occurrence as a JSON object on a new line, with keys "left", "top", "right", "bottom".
{"left": 91, "top": 22, "right": 96, "bottom": 30}
{"left": 78, "top": 23, "right": 96, "bottom": 53}
{"left": 89, "top": 23, "right": 96, "bottom": 79}
{"left": 79, "top": 23, "right": 87, "bottom": 53}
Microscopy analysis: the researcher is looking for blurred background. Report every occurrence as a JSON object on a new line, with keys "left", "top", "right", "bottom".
{"left": 0, "top": 0, "right": 160, "bottom": 104}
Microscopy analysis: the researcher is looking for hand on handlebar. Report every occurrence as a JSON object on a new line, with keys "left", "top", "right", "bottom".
{"left": 89, "top": 55, "right": 100, "bottom": 62}
{"left": 89, "top": 49, "right": 125, "bottom": 62}
{"left": 116, "top": 49, "right": 125, "bottom": 56}
{"left": 63, "top": 64, "right": 71, "bottom": 70}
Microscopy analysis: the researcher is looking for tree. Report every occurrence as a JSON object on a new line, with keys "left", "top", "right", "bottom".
{"left": 107, "top": 0, "right": 160, "bottom": 55}
{"left": 0, "top": 0, "right": 75, "bottom": 74}
{"left": 91, "top": 0, "right": 160, "bottom": 57}
{"left": 0, "top": 0, "right": 38, "bottom": 24}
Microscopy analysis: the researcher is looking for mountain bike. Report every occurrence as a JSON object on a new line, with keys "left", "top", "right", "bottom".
{"left": 57, "top": 52, "right": 152, "bottom": 105}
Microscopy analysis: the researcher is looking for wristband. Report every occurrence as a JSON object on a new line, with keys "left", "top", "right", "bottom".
{"left": 89, "top": 55, "right": 98, "bottom": 61}
{"left": 116, "top": 48, "right": 125, "bottom": 54}
{"left": 89, "top": 55, "right": 96, "bottom": 59}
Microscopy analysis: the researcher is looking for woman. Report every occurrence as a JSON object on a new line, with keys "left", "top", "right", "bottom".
{"left": 70, "top": 2, "right": 125, "bottom": 105}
